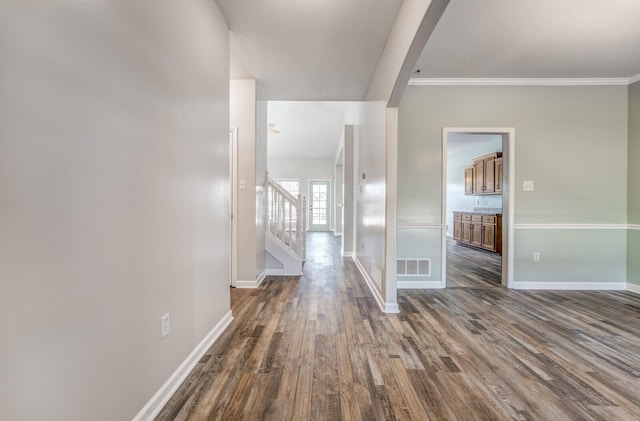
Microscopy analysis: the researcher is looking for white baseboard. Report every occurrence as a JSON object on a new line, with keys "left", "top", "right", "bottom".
{"left": 512, "top": 282, "right": 627, "bottom": 290}
{"left": 342, "top": 251, "right": 354, "bottom": 258}
{"left": 133, "top": 310, "right": 233, "bottom": 421}
{"left": 352, "top": 257, "right": 399, "bottom": 313}
{"left": 264, "top": 268, "right": 302, "bottom": 276}
{"left": 627, "top": 283, "right": 640, "bottom": 294}
{"left": 397, "top": 280, "right": 443, "bottom": 289}
{"left": 235, "top": 271, "right": 267, "bottom": 289}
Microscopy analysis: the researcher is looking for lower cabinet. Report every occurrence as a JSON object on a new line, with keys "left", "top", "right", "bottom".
{"left": 453, "top": 212, "right": 502, "bottom": 255}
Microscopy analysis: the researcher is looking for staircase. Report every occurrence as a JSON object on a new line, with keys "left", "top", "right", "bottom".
{"left": 265, "top": 174, "right": 306, "bottom": 276}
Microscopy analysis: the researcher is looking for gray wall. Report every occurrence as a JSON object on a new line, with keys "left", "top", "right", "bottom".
{"left": 629, "top": 82, "right": 640, "bottom": 285}
{"left": 355, "top": 102, "right": 388, "bottom": 291}
{"left": 399, "top": 85, "right": 629, "bottom": 285}
{"left": 0, "top": 1, "right": 231, "bottom": 419}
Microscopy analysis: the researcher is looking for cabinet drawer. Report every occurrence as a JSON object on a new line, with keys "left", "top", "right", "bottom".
{"left": 471, "top": 215, "right": 482, "bottom": 222}
{"left": 461, "top": 214, "right": 471, "bottom": 221}
{"left": 453, "top": 213, "right": 462, "bottom": 220}
{"left": 482, "top": 215, "right": 496, "bottom": 223}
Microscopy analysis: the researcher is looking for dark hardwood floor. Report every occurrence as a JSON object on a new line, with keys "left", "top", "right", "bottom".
{"left": 446, "top": 237, "right": 502, "bottom": 288}
{"left": 157, "top": 232, "right": 640, "bottom": 420}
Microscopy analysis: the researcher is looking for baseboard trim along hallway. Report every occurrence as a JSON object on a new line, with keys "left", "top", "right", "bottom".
{"left": 513, "top": 282, "right": 627, "bottom": 290}
{"left": 235, "top": 271, "right": 267, "bottom": 288}
{"left": 132, "top": 310, "right": 233, "bottom": 421}
{"left": 353, "top": 256, "right": 399, "bottom": 313}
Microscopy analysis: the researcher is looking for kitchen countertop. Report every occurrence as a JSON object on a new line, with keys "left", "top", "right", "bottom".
{"left": 453, "top": 208, "right": 502, "bottom": 215}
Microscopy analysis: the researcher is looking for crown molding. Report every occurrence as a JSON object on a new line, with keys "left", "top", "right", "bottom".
{"left": 630, "top": 73, "right": 640, "bottom": 84}
{"left": 408, "top": 77, "right": 631, "bottom": 86}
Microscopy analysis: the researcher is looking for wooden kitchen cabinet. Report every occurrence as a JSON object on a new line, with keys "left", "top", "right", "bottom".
{"left": 452, "top": 212, "right": 502, "bottom": 255}
{"left": 464, "top": 166, "right": 474, "bottom": 194}
{"left": 467, "top": 152, "right": 502, "bottom": 195}
{"left": 494, "top": 157, "right": 503, "bottom": 193}
{"left": 453, "top": 213, "right": 462, "bottom": 240}
{"left": 470, "top": 215, "right": 482, "bottom": 247}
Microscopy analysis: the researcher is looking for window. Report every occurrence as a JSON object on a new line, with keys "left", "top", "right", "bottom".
{"left": 277, "top": 179, "right": 299, "bottom": 197}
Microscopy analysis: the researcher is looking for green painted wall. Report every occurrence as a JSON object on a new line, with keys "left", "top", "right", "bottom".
{"left": 398, "top": 85, "right": 629, "bottom": 285}
{"left": 629, "top": 82, "right": 640, "bottom": 286}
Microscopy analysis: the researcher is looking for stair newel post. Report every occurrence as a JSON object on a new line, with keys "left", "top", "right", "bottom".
{"left": 265, "top": 172, "right": 270, "bottom": 234}
{"left": 302, "top": 195, "right": 307, "bottom": 261}
{"left": 295, "top": 194, "right": 303, "bottom": 256}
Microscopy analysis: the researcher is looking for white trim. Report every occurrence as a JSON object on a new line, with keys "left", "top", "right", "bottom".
{"left": 628, "top": 224, "right": 640, "bottom": 231}
{"left": 409, "top": 78, "right": 631, "bottom": 86}
{"left": 235, "top": 271, "right": 266, "bottom": 289}
{"left": 264, "top": 268, "right": 302, "bottom": 277}
{"left": 353, "top": 256, "right": 399, "bottom": 313}
{"left": 132, "top": 310, "right": 233, "bottom": 421}
{"left": 515, "top": 224, "right": 628, "bottom": 230}
{"left": 630, "top": 73, "right": 640, "bottom": 84}
{"left": 397, "top": 280, "right": 442, "bottom": 289}
{"left": 513, "top": 282, "right": 627, "bottom": 291}
{"left": 397, "top": 224, "right": 443, "bottom": 229}
{"left": 627, "top": 283, "right": 640, "bottom": 294}
{"left": 342, "top": 251, "right": 354, "bottom": 258}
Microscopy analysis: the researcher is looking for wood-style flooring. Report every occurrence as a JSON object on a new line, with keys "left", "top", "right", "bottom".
{"left": 446, "top": 237, "right": 502, "bottom": 288}
{"left": 157, "top": 232, "right": 640, "bottom": 420}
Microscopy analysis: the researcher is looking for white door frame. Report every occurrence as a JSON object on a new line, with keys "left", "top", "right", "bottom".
{"left": 229, "top": 127, "right": 238, "bottom": 287}
{"left": 308, "top": 179, "right": 332, "bottom": 231}
{"left": 441, "top": 127, "right": 515, "bottom": 288}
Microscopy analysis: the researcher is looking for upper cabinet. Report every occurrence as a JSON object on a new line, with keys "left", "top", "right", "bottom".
{"left": 464, "top": 166, "right": 474, "bottom": 194}
{"left": 466, "top": 152, "right": 503, "bottom": 196}
{"left": 494, "top": 157, "right": 503, "bottom": 193}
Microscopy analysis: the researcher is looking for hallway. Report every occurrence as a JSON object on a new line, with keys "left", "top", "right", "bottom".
{"left": 158, "top": 232, "right": 640, "bottom": 420}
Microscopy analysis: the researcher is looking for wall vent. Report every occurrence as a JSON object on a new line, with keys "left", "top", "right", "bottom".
{"left": 397, "top": 258, "right": 431, "bottom": 277}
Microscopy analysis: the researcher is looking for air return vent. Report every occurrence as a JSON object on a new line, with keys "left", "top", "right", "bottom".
{"left": 397, "top": 258, "right": 431, "bottom": 277}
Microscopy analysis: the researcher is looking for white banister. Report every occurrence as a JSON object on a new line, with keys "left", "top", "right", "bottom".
{"left": 265, "top": 174, "right": 306, "bottom": 262}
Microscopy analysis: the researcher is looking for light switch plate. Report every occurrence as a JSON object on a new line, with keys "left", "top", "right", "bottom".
{"left": 523, "top": 180, "right": 534, "bottom": 191}
{"left": 239, "top": 179, "right": 246, "bottom": 190}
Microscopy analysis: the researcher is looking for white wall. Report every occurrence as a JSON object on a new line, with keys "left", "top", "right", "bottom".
{"left": 0, "top": 1, "right": 230, "bottom": 420}
{"left": 256, "top": 100, "right": 268, "bottom": 277}
{"left": 231, "top": 80, "right": 267, "bottom": 282}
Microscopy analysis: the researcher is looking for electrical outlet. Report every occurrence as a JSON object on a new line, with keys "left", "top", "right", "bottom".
{"left": 161, "top": 313, "right": 170, "bottom": 339}
{"left": 523, "top": 180, "right": 535, "bottom": 191}
{"left": 533, "top": 252, "right": 540, "bottom": 262}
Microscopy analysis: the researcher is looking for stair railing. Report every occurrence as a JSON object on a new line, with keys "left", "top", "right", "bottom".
{"left": 265, "top": 173, "right": 306, "bottom": 261}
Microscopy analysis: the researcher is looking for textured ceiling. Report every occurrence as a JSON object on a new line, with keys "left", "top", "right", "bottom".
{"left": 216, "top": 0, "right": 403, "bottom": 101}
{"left": 414, "top": 0, "right": 640, "bottom": 78}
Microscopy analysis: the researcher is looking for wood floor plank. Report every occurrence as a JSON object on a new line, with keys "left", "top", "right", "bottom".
{"left": 157, "top": 232, "right": 640, "bottom": 421}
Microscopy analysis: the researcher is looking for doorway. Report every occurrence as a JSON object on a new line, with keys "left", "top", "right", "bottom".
{"left": 308, "top": 179, "right": 331, "bottom": 231}
{"left": 441, "top": 128, "right": 514, "bottom": 288}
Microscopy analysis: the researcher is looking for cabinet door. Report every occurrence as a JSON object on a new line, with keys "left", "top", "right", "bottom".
{"left": 453, "top": 221, "right": 462, "bottom": 240}
{"left": 464, "top": 167, "right": 474, "bottom": 194}
{"left": 461, "top": 221, "right": 471, "bottom": 243}
{"left": 484, "top": 158, "right": 495, "bottom": 194}
{"left": 495, "top": 158, "right": 503, "bottom": 193}
{"left": 473, "top": 160, "right": 484, "bottom": 194}
{"left": 470, "top": 223, "right": 482, "bottom": 247}
{"left": 482, "top": 223, "right": 496, "bottom": 251}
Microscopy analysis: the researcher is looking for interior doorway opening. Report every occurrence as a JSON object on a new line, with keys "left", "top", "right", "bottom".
{"left": 442, "top": 128, "right": 515, "bottom": 288}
